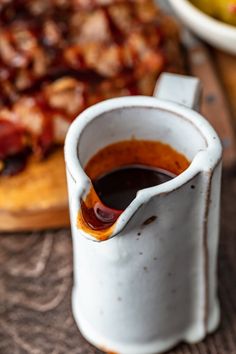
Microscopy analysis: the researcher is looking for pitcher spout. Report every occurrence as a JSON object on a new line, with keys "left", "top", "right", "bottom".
{"left": 69, "top": 166, "right": 155, "bottom": 242}
{"left": 75, "top": 170, "right": 183, "bottom": 242}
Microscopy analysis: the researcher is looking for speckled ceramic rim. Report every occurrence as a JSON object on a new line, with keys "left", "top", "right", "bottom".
{"left": 64, "top": 96, "right": 222, "bottom": 239}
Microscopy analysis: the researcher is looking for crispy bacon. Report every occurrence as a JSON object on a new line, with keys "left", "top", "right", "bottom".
{"left": 0, "top": 119, "right": 25, "bottom": 159}
{"left": 0, "top": 2, "right": 173, "bottom": 86}
{"left": 0, "top": 0, "right": 182, "bottom": 172}
{"left": 43, "top": 77, "right": 86, "bottom": 117}
{"left": 12, "top": 98, "right": 47, "bottom": 156}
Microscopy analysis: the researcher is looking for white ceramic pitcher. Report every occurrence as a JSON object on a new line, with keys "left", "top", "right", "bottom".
{"left": 65, "top": 73, "right": 222, "bottom": 354}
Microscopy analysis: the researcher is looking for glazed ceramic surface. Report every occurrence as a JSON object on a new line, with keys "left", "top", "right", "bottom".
{"left": 169, "top": 0, "right": 236, "bottom": 55}
{"left": 65, "top": 73, "right": 222, "bottom": 354}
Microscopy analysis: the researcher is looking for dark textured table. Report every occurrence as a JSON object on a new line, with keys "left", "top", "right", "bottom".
{"left": 0, "top": 168, "right": 236, "bottom": 354}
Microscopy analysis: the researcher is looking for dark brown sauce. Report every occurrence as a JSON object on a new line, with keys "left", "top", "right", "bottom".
{"left": 78, "top": 140, "right": 190, "bottom": 240}
{"left": 94, "top": 165, "right": 174, "bottom": 210}
{"left": 80, "top": 165, "right": 174, "bottom": 232}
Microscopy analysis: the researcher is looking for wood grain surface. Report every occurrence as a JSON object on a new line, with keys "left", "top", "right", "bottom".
{"left": 0, "top": 168, "right": 236, "bottom": 354}
{"left": 186, "top": 39, "right": 236, "bottom": 166}
{"left": 215, "top": 51, "right": 236, "bottom": 120}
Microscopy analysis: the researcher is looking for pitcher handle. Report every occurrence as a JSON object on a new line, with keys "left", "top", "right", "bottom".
{"left": 154, "top": 73, "right": 201, "bottom": 112}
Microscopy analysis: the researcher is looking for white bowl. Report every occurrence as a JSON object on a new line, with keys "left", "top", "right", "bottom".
{"left": 169, "top": 0, "right": 236, "bottom": 54}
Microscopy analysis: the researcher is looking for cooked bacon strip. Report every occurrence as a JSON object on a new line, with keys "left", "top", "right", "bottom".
{"left": 43, "top": 77, "right": 86, "bottom": 117}
{"left": 72, "top": 0, "right": 148, "bottom": 10}
{"left": 0, "top": 119, "right": 25, "bottom": 159}
{"left": 12, "top": 97, "right": 52, "bottom": 156}
{"left": 0, "top": 2, "right": 169, "bottom": 88}
{"left": 0, "top": 0, "right": 183, "bottom": 170}
{"left": 0, "top": 0, "right": 150, "bottom": 12}
{"left": 0, "top": 76, "right": 86, "bottom": 158}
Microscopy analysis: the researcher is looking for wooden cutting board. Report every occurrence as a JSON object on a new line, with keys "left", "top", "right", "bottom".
{"left": 1, "top": 43, "right": 236, "bottom": 232}
{"left": 215, "top": 50, "right": 236, "bottom": 120}
{"left": 186, "top": 36, "right": 236, "bottom": 166}
{"left": 0, "top": 149, "right": 70, "bottom": 231}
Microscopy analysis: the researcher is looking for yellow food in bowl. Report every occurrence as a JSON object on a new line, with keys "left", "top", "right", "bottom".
{"left": 191, "top": 0, "right": 236, "bottom": 25}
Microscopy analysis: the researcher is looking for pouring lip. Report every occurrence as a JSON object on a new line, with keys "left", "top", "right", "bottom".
{"left": 64, "top": 96, "right": 222, "bottom": 240}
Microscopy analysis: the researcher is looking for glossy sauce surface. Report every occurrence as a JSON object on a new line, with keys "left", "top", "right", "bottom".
{"left": 78, "top": 140, "right": 190, "bottom": 240}
{"left": 94, "top": 165, "right": 174, "bottom": 210}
